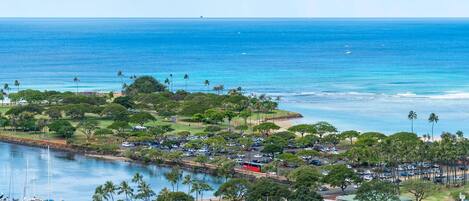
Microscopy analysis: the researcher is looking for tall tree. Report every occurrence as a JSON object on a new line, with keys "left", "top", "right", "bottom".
{"left": 129, "top": 112, "right": 156, "bottom": 127}
{"left": 355, "top": 180, "right": 399, "bottom": 201}
{"left": 118, "top": 181, "right": 134, "bottom": 201}
{"left": 78, "top": 119, "right": 100, "bottom": 142}
{"left": 340, "top": 130, "right": 360, "bottom": 145}
{"left": 124, "top": 76, "right": 166, "bottom": 95}
{"left": 288, "top": 124, "right": 316, "bottom": 138}
{"left": 0, "top": 90, "right": 4, "bottom": 106}
{"left": 204, "top": 80, "right": 210, "bottom": 92}
{"left": 182, "top": 175, "right": 193, "bottom": 195}
{"left": 253, "top": 122, "right": 280, "bottom": 136}
{"left": 117, "top": 70, "right": 125, "bottom": 91}
{"left": 238, "top": 110, "right": 251, "bottom": 126}
{"left": 103, "top": 181, "right": 117, "bottom": 201}
{"left": 213, "top": 85, "right": 224, "bottom": 95}
{"left": 3, "top": 83, "right": 10, "bottom": 94}
{"left": 323, "top": 164, "right": 360, "bottom": 192}
{"left": 246, "top": 179, "right": 290, "bottom": 201}
{"left": 135, "top": 181, "right": 155, "bottom": 201}
{"left": 314, "top": 121, "right": 337, "bottom": 139}
{"left": 402, "top": 180, "right": 438, "bottom": 201}
{"left": 408, "top": 110, "right": 417, "bottom": 133}
{"left": 73, "top": 77, "right": 80, "bottom": 95}
{"left": 184, "top": 74, "right": 189, "bottom": 91}
{"left": 14, "top": 80, "right": 20, "bottom": 92}
{"left": 164, "top": 78, "right": 170, "bottom": 89}
{"left": 164, "top": 168, "right": 183, "bottom": 192}
{"left": 191, "top": 180, "right": 212, "bottom": 201}
{"left": 117, "top": 70, "right": 124, "bottom": 83}
{"left": 428, "top": 113, "right": 439, "bottom": 141}
{"left": 214, "top": 179, "right": 250, "bottom": 201}
{"left": 169, "top": 74, "right": 174, "bottom": 92}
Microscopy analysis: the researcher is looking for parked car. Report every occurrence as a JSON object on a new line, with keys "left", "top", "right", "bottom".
{"left": 121, "top": 142, "right": 135, "bottom": 147}
{"left": 310, "top": 159, "right": 322, "bottom": 166}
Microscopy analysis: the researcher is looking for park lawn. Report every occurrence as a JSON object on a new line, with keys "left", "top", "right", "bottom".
{"left": 92, "top": 118, "right": 206, "bottom": 134}
{"left": 0, "top": 129, "right": 64, "bottom": 141}
{"left": 425, "top": 185, "right": 469, "bottom": 201}
{"left": 0, "top": 106, "right": 10, "bottom": 115}
{"left": 230, "top": 109, "right": 301, "bottom": 126}
{"left": 401, "top": 185, "right": 469, "bottom": 201}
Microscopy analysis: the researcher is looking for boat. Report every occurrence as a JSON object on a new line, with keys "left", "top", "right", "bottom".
{"left": 21, "top": 147, "right": 55, "bottom": 201}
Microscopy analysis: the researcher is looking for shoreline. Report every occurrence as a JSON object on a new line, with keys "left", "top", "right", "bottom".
{"left": 0, "top": 131, "right": 291, "bottom": 182}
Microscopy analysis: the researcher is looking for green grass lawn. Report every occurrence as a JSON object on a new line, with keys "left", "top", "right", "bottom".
{"left": 0, "top": 106, "right": 9, "bottom": 115}
{"left": 0, "top": 129, "right": 63, "bottom": 141}
{"left": 416, "top": 185, "right": 469, "bottom": 201}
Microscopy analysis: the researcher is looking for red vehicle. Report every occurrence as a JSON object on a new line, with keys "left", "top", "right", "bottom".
{"left": 242, "top": 162, "right": 263, "bottom": 173}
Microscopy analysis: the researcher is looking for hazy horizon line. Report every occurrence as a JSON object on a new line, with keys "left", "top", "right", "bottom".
{"left": 2, "top": 17, "right": 469, "bottom": 20}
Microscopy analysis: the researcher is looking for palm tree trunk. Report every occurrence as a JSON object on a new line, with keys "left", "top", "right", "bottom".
{"left": 411, "top": 120, "right": 414, "bottom": 133}
{"left": 431, "top": 123, "right": 434, "bottom": 141}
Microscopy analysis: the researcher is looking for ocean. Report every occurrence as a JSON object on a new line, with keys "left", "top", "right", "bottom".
{"left": 1, "top": 18, "right": 469, "bottom": 135}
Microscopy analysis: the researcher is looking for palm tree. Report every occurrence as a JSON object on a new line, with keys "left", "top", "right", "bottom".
{"left": 191, "top": 180, "right": 212, "bottom": 201}
{"left": 73, "top": 77, "right": 80, "bottom": 95}
{"left": 213, "top": 85, "right": 224, "bottom": 95}
{"left": 14, "top": 80, "right": 20, "bottom": 92}
{"left": 0, "top": 90, "right": 4, "bottom": 106}
{"left": 103, "top": 181, "right": 117, "bottom": 201}
{"left": 117, "top": 70, "right": 124, "bottom": 82}
{"left": 169, "top": 74, "right": 174, "bottom": 92}
{"left": 118, "top": 181, "right": 134, "bottom": 201}
{"left": 408, "top": 110, "right": 417, "bottom": 133}
{"left": 182, "top": 175, "right": 192, "bottom": 195}
{"left": 122, "top": 83, "right": 128, "bottom": 92}
{"left": 132, "top": 173, "right": 143, "bottom": 184}
{"left": 184, "top": 74, "right": 189, "bottom": 91}
{"left": 3, "top": 83, "right": 10, "bottom": 94}
{"left": 204, "top": 80, "right": 210, "bottom": 92}
{"left": 135, "top": 181, "right": 154, "bottom": 201}
{"left": 164, "top": 168, "right": 182, "bottom": 192}
{"left": 428, "top": 113, "right": 439, "bottom": 141}
{"left": 93, "top": 185, "right": 106, "bottom": 201}
{"left": 117, "top": 70, "right": 125, "bottom": 91}
{"left": 164, "top": 78, "right": 170, "bottom": 89}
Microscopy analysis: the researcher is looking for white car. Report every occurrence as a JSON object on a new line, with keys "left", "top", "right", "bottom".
{"left": 121, "top": 142, "right": 135, "bottom": 147}
{"left": 363, "top": 175, "right": 373, "bottom": 181}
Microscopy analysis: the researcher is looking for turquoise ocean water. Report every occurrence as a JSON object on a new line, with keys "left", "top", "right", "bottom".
{"left": 1, "top": 18, "right": 469, "bottom": 135}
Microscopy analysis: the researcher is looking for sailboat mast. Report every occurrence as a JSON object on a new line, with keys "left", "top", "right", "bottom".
{"left": 48, "top": 146, "right": 51, "bottom": 200}
{"left": 23, "top": 159, "right": 28, "bottom": 200}
{"left": 8, "top": 167, "right": 12, "bottom": 199}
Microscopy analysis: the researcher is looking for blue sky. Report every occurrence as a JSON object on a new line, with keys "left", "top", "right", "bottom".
{"left": 1, "top": 0, "right": 468, "bottom": 18}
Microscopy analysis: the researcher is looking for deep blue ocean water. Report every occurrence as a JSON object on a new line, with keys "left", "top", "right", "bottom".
{"left": 1, "top": 18, "right": 469, "bottom": 135}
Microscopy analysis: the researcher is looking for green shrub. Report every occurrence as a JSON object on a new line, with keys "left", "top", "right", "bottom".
{"left": 204, "top": 125, "right": 221, "bottom": 132}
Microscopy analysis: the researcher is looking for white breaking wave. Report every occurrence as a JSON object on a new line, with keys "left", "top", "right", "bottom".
{"left": 427, "top": 92, "right": 469, "bottom": 100}
{"left": 261, "top": 91, "right": 469, "bottom": 101}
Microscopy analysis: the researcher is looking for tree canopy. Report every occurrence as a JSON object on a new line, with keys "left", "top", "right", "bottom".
{"left": 125, "top": 76, "right": 166, "bottom": 95}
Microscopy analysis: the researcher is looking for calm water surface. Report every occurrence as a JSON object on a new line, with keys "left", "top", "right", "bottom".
{"left": 0, "top": 142, "right": 223, "bottom": 201}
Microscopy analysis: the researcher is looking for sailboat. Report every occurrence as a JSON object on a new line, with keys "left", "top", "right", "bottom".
{"left": 22, "top": 147, "right": 55, "bottom": 201}
{"left": 45, "top": 146, "right": 53, "bottom": 201}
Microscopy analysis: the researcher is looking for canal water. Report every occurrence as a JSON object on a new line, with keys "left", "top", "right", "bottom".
{"left": 0, "top": 142, "right": 223, "bottom": 201}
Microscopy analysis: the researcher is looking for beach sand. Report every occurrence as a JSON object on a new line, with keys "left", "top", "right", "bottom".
{"left": 275, "top": 119, "right": 293, "bottom": 131}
